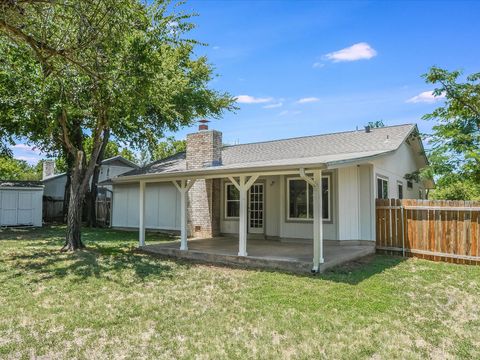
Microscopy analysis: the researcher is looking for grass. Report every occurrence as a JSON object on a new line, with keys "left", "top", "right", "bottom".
{"left": 0, "top": 226, "right": 479, "bottom": 359}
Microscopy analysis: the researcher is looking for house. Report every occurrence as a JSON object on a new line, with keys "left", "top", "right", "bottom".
{"left": 0, "top": 181, "right": 43, "bottom": 227}
{"left": 109, "top": 123, "right": 431, "bottom": 272}
{"left": 42, "top": 155, "right": 138, "bottom": 221}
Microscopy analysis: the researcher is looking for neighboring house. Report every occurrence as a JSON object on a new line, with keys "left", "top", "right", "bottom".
{"left": 42, "top": 155, "right": 138, "bottom": 221}
{"left": 108, "top": 123, "right": 432, "bottom": 271}
{"left": 0, "top": 181, "right": 43, "bottom": 227}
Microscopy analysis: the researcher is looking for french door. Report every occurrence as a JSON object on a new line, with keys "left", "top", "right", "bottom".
{"left": 248, "top": 183, "right": 264, "bottom": 234}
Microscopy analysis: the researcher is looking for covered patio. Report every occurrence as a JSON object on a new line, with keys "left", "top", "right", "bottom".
{"left": 140, "top": 237, "right": 375, "bottom": 273}
{"left": 135, "top": 168, "right": 331, "bottom": 273}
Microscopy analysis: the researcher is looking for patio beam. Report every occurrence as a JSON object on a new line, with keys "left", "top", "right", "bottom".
{"left": 229, "top": 174, "right": 259, "bottom": 256}
{"left": 172, "top": 179, "right": 196, "bottom": 251}
{"left": 300, "top": 168, "right": 324, "bottom": 272}
{"left": 139, "top": 180, "right": 146, "bottom": 247}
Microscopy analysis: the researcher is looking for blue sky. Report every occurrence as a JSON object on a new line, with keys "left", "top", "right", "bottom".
{"left": 13, "top": 0, "right": 480, "bottom": 162}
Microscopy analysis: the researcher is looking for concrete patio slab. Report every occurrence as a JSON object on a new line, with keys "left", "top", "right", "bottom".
{"left": 140, "top": 237, "right": 375, "bottom": 273}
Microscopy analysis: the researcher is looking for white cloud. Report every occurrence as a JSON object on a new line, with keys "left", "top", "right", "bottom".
{"left": 16, "top": 155, "right": 40, "bottom": 163}
{"left": 212, "top": 46, "right": 220, "bottom": 50}
{"left": 263, "top": 102, "right": 283, "bottom": 109}
{"left": 312, "top": 62, "right": 324, "bottom": 68}
{"left": 12, "top": 143, "right": 40, "bottom": 153}
{"left": 279, "top": 110, "right": 301, "bottom": 116}
{"left": 324, "top": 42, "right": 377, "bottom": 62}
{"left": 296, "top": 97, "right": 320, "bottom": 104}
{"left": 235, "top": 95, "right": 273, "bottom": 104}
{"left": 406, "top": 91, "right": 446, "bottom": 103}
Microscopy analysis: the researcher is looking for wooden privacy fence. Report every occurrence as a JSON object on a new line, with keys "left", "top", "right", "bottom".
{"left": 376, "top": 199, "right": 480, "bottom": 264}
{"left": 95, "top": 198, "right": 112, "bottom": 228}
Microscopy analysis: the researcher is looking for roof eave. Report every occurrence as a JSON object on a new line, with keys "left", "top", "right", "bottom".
{"left": 112, "top": 162, "right": 329, "bottom": 183}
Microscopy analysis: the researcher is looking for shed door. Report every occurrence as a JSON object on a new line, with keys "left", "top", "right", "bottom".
{"left": 248, "top": 183, "right": 264, "bottom": 234}
{"left": 1, "top": 191, "right": 18, "bottom": 225}
{"left": 17, "top": 192, "right": 33, "bottom": 225}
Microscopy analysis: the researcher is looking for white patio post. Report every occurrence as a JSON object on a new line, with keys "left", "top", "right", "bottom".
{"left": 228, "top": 174, "right": 259, "bottom": 257}
{"left": 139, "top": 180, "right": 146, "bottom": 247}
{"left": 312, "top": 169, "right": 324, "bottom": 272}
{"left": 300, "top": 168, "right": 324, "bottom": 272}
{"left": 173, "top": 179, "right": 196, "bottom": 251}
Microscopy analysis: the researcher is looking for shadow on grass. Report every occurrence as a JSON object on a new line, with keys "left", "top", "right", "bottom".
{"left": 319, "top": 254, "right": 407, "bottom": 285}
{"left": 136, "top": 250, "right": 407, "bottom": 285}
{"left": 3, "top": 246, "right": 175, "bottom": 284}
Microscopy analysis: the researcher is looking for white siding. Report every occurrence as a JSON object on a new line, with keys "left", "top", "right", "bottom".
{"left": 337, "top": 166, "right": 361, "bottom": 240}
{"left": 112, "top": 183, "right": 180, "bottom": 230}
{"left": 43, "top": 175, "right": 67, "bottom": 199}
{"left": 219, "top": 173, "right": 337, "bottom": 241}
{"left": 99, "top": 165, "right": 134, "bottom": 183}
{"left": 220, "top": 176, "right": 281, "bottom": 236}
{"left": 372, "top": 142, "right": 425, "bottom": 199}
{"left": 359, "top": 164, "right": 375, "bottom": 241}
{"left": 0, "top": 188, "right": 43, "bottom": 227}
{"left": 279, "top": 172, "right": 337, "bottom": 241}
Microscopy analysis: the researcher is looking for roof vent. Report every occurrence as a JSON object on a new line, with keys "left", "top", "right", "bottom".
{"left": 364, "top": 125, "right": 371, "bottom": 133}
{"left": 198, "top": 119, "right": 209, "bottom": 131}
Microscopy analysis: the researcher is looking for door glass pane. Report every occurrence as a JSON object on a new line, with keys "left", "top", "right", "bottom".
{"left": 322, "top": 177, "right": 329, "bottom": 220}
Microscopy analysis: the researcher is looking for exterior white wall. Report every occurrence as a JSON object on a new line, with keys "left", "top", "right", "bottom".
{"left": 43, "top": 164, "right": 134, "bottom": 201}
{"left": 279, "top": 172, "right": 337, "bottom": 241}
{"left": 43, "top": 175, "right": 67, "bottom": 199}
{"left": 372, "top": 142, "right": 425, "bottom": 199}
{"left": 219, "top": 172, "right": 337, "bottom": 241}
{"left": 337, "top": 166, "right": 361, "bottom": 240}
{"left": 0, "top": 188, "right": 43, "bottom": 226}
{"left": 112, "top": 182, "right": 180, "bottom": 230}
{"left": 359, "top": 164, "right": 375, "bottom": 241}
{"left": 99, "top": 165, "right": 133, "bottom": 183}
{"left": 220, "top": 176, "right": 281, "bottom": 237}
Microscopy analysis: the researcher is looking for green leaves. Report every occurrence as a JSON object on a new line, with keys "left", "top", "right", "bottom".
{"left": 0, "top": 157, "right": 41, "bottom": 181}
{"left": 422, "top": 67, "right": 480, "bottom": 199}
{"left": 0, "top": 0, "right": 235, "bottom": 158}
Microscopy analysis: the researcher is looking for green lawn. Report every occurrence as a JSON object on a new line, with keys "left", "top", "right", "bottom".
{"left": 0, "top": 227, "right": 479, "bottom": 359}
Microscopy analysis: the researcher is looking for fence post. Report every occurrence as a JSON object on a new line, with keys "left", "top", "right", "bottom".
{"left": 401, "top": 201, "right": 405, "bottom": 257}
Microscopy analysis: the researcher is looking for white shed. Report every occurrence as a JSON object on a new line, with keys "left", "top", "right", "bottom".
{"left": 0, "top": 181, "right": 43, "bottom": 227}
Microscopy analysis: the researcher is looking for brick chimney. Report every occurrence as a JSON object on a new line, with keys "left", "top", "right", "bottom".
{"left": 186, "top": 121, "right": 222, "bottom": 238}
{"left": 186, "top": 120, "right": 222, "bottom": 169}
{"left": 42, "top": 159, "right": 55, "bottom": 180}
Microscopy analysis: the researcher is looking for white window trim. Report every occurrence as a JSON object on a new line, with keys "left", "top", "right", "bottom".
{"left": 377, "top": 175, "right": 389, "bottom": 199}
{"left": 286, "top": 175, "right": 331, "bottom": 222}
{"left": 224, "top": 182, "right": 240, "bottom": 219}
{"left": 397, "top": 180, "right": 404, "bottom": 199}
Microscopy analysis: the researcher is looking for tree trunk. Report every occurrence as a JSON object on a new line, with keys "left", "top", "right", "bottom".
{"left": 62, "top": 171, "right": 71, "bottom": 222}
{"left": 87, "top": 129, "right": 110, "bottom": 227}
{"left": 62, "top": 150, "right": 88, "bottom": 251}
{"left": 63, "top": 182, "right": 85, "bottom": 250}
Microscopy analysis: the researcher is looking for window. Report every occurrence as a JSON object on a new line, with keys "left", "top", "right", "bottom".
{"left": 377, "top": 177, "right": 389, "bottom": 199}
{"left": 407, "top": 180, "right": 413, "bottom": 189}
{"left": 225, "top": 183, "right": 240, "bottom": 218}
{"left": 287, "top": 176, "right": 330, "bottom": 221}
{"left": 397, "top": 182, "right": 404, "bottom": 200}
{"left": 419, "top": 189, "right": 423, "bottom": 199}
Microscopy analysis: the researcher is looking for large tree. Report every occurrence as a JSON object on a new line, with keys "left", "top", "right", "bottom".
{"left": 0, "top": 0, "right": 234, "bottom": 249}
{"left": 422, "top": 67, "right": 480, "bottom": 200}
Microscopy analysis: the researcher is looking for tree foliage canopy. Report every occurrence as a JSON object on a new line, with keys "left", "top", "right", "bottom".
{"left": 422, "top": 67, "right": 480, "bottom": 200}
{"left": 0, "top": 157, "right": 41, "bottom": 180}
{"left": 0, "top": 0, "right": 235, "bottom": 249}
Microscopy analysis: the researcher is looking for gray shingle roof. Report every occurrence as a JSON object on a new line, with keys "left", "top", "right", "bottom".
{"left": 119, "top": 124, "right": 419, "bottom": 179}
{"left": 0, "top": 180, "right": 44, "bottom": 188}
